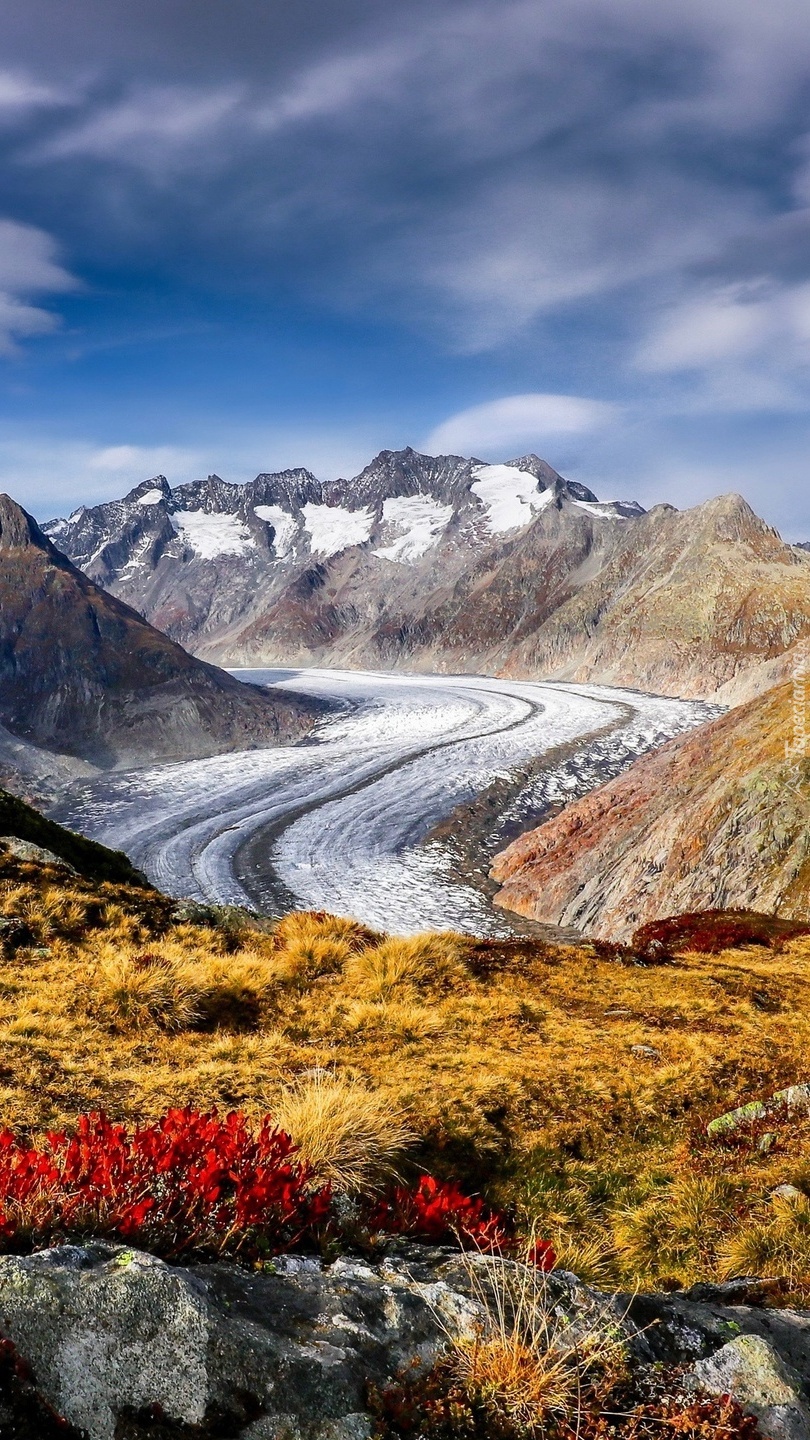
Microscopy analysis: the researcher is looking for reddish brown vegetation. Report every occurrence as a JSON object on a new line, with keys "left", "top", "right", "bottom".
{"left": 369, "top": 1360, "right": 764, "bottom": 1440}
{"left": 0, "top": 1108, "right": 531, "bottom": 1263}
{"left": 631, "top": 909, "right": 810, "bottom": 956}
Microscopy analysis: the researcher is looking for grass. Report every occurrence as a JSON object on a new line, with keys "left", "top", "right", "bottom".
{"left": 271, "top": 1070, "right": 415, "bottom": 1191}
{"left": 2, "top": 848, "right": 810, "bottom": 1293}
{"left": 445, "top": 1247, "right": 628, "bottom": 1436}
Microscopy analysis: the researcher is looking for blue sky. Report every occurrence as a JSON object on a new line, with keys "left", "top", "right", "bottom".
{"left": 3, "top": 0, "right": 810, "bottom": 535}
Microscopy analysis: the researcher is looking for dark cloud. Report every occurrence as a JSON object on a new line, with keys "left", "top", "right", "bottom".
{"left": 2, "top": 0, "right": 810, "bottom": 523}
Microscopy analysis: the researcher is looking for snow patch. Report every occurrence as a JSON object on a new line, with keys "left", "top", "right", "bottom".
{"left": 374, "top": 496, "right": 453, "bottom": 563}
{"left": 302, "top": 503, "right": 373, "bottom": 556}
{"left": 572, "top": 500, "right": 627, "bottom": 520}
{"left": 171, "top": 510, "right": 254, "bottom": 559}
{"left": 136, "top": 489, "right": 165, "bottom": 506}
{"left": 254, "top": 504, "right": 299, "bottom": 557}
{"left": 471, "top": 464, "right": 554, "bottom": 533}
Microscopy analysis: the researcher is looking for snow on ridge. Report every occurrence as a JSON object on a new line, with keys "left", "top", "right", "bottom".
{"left": 302, "top": 502, "right": 373, "bottom": 556}
{"left": 572, "top": 500, "right": 629, "bottom": 520}
{"left": 171, "top": 510, "right": 254, "bottom": 559}
{"left": 373, "top": 495, "right": 453, "bottom": 564}
{"left": 136, "top": 489, "right": 166, "bottom": 506}
{"left": 254, "top": 504, "right": 299, "bottom": 557}
{"left": 471, "top": 464, "right": 554, "bottom": 533}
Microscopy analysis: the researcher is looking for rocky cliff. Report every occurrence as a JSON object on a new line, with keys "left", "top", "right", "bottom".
{"left": 0, "top": 495, "right": 321, "bottom": 769}
{"left": 491, "top": 681, "right": 810, "bottom": 940}
{"left": 44, "top": 450, "right": 810, "bottom": 701}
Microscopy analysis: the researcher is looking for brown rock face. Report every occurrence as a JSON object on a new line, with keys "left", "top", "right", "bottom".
{"left": 0, "top": 496, "right": 320, "bottom": 768}
{"left": 500, "top": 495, "right": 810, "bottom": 698}
{"left": 491, "top": 681, "right": 810, "bottom": 939}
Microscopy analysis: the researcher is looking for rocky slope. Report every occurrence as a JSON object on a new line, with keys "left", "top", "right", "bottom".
{"left": 43, "top": 448, "right": 810, "bottom": 700}
{"left": 0, "top": 1242, "right": 807, "bottom": 1440}
{"left": 0, "top": 495, "right": 320, "bottom": 770}
{"left": 491, "top": 681, "right": 810, "bottom": 940}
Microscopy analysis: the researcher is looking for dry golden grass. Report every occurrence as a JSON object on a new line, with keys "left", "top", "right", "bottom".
{"left": 2, "top": 851, "right": 810, "bottom": 1289}
{"left": 446, "top": 1248, "right": 627, "bottom": 1436}
{"left": 270, "top": 1070, "right": 415, "bottom": 1191}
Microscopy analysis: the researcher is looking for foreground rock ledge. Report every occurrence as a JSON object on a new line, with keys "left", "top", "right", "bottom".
{"left": 0, "top": 1245, "right": 809, "bottom": 1440}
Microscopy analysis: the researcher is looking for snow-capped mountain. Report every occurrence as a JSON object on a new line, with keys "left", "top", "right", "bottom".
{"left": 44, "top": 446, "right": 810, "bottom": 700}
{"left": 44, "top": 447, "right": 644, "bottom": 662}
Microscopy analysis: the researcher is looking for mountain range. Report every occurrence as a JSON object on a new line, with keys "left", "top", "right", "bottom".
{"left": 0, "top": 495, "right": 320, "bottom": 785}
{"left": 45, "top": 447, "right": 810, "bottom": 702}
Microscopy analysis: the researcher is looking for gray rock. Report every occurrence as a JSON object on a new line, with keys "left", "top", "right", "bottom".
{"left": 0, "top": 835, "right": 76, "bottom": 872}
{"left": 0, "top": 1242, "right": 807, "bottom": 1440}
{"left": 688, "top": 1334, "right": 810, "bottom": 1440}
{"left": 0, "top": 1244, "right": 485, "bottom": 1440}
{"left": 708, "top": 1082, "right": 810, "bottom": 1137}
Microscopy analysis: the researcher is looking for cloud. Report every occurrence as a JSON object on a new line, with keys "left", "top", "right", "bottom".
{"left": 425, "top": 394, "right": 617, "bottom": 457}
{"left": 29, "top": 84, "right": 244, "bottom": 173}
{"left": 634, "top": 280, "right": 810, "bottom": 412}
{"left": 4, "top": 438, "right": 204, "bottom": 517}
{"left": 0, "top": 219, "right": 77, "bottom": 352}
{"left": 0, "top": 70, "right": 65, "bottom": 111}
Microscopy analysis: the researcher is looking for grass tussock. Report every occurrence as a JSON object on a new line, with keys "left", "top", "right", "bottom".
{"left": 448, "top": 1250, "right": 627, "bottom": 1435}
{"left": 4, "top": 848, "right": 810, "bottom": 1292}
{"left": 271, "top": 1070, "right": 415, "bottom": 1191}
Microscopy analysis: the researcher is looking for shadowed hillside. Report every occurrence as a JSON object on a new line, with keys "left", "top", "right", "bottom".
{"left": 0, "top": 494, "right": 322, "bottom": 768}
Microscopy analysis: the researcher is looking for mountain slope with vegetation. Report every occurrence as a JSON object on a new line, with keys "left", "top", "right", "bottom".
{"left": 2, "top": 832, "right": 810, "bottom": 1296}
{"left": 492, "top": 681, "right": 809, "bottom": 939}
{"left": 0, "top": 494, "right": 321, "bottom": 770}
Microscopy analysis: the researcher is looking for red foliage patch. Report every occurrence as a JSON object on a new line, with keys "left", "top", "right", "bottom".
{"left": 0, "top": 1108, "right": 331, "bottom": 1261}
{"left": 632, "top": 909, "right": 810, "bottom": 957}
{"left": 0, "top": 1109, "right": 555, "bottom": 1268}
{"left": 367, "top": 1174, "right": 554, "bottom": 1266}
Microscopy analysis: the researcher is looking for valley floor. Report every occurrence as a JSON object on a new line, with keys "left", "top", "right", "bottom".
{"left": 54, "top": 669, "right": 714, "bottom": 934}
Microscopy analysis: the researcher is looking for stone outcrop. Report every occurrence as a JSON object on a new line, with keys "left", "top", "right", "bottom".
{"left": 492, "top": 681, "right": 810, "bottom": 940}
{"left": 0, "top": 1244, "right": 808, "bottom": 1440}
{"left": 688, "top": 1335, "right": 810, "bottom": 1440}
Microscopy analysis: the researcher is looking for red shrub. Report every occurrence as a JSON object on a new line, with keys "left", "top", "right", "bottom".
{"left": 632, "top": 909, "right": 810, "bottom": 956}
{"left": 368, "top": 1174, "right": 555, "bottom": 1267}
{"left": 0, "top": 1110, "right": 555, "bottom": 1268}
{"left": 0, "top": 1108, "right": 331, "bottom": 1260}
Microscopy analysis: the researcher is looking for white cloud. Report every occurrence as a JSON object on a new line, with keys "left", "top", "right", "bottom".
{"left": 635, "top": 281, "right": 810, "bottom": 401}
{"left": 425, "top": 394, "right": 617, "bottom": 457}
{"left": 0, "top": 71, "right": 65, "bottom": 111}
{"left": 0, "top": 439, "right": 203, "bottom": 518}
{"left": 30, "top": 84, "right": 244, "bottom": 172}
{"left": 0, "top": 219, "right": 77, "bottom": 353}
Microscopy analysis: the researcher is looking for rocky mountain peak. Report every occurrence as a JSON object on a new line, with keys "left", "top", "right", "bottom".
{"left": 0, "top": 494, "right": 51, "bottom": 551}
{"left": 122, "top": 476, "right": 172, "bottom": 506}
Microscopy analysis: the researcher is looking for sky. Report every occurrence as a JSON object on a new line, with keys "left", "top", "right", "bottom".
{"left": 3, "top": 1, "right": 810, "bottom": 535}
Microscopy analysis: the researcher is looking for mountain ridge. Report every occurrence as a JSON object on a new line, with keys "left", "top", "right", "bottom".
{"left": 43, "top": 447, "right": 810, "bottom": 701}
{"left": 491, "top": 680, "right": 810, "bottom": 940}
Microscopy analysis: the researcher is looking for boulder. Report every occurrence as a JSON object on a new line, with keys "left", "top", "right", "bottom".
{"left": 0, "top": 1243, "right": 807, "bottom": 1440}
{"left": 0, "top": 835, "right": 76, "bottom": 872}
{"left": 0, "top": 1243, "right": 484, "bottom": 1440}
{"left": 688, "top": 1334, "right": 810, "bottom": 1440}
